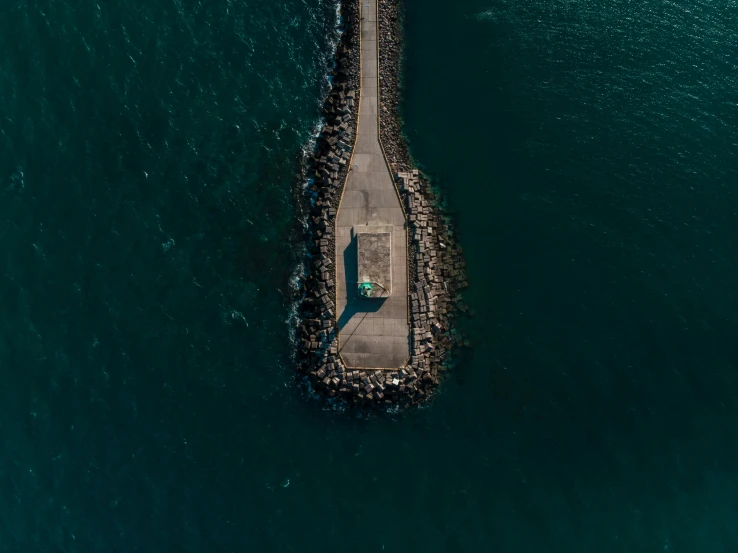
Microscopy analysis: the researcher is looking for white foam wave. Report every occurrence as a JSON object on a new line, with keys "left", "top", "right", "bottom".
{"left": 286, "top": 1, "right": 345, "bottom": 361}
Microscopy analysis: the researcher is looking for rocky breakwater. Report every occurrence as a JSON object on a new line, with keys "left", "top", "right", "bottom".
{"left": 296, "top": 0, "right": 360, "bottom": 397}
{"left": 296, "top": 0, "right": 468, "bottom": 407}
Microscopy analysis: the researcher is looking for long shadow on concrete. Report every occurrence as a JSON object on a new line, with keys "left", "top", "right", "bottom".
{"left": 337, "top": 228, "right": 410, "bottom": 367}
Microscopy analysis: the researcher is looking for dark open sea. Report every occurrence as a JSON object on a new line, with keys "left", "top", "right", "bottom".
{"left": 1, "top": 0, "right": 737, "bottom": 551}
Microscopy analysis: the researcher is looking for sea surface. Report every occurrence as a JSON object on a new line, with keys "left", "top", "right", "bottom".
{"left": 1, "top": 0, "right": 737, "bottom": 551}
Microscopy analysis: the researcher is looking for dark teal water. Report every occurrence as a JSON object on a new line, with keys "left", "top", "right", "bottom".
{"left": 1, "top": 0, "right": 737, "bottom": 551}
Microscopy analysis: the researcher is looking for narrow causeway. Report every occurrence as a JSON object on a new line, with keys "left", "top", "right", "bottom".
{"left": 335, "top": 0, "right": 410, "bottom": 370}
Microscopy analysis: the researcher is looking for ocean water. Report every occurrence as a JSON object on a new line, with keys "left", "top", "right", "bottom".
{"left": 1, "top": 0, "right": 736, "bottom": 551}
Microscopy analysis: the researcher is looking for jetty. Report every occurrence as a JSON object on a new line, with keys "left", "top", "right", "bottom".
{"left": 335, "top": 0, "right": 410, "bottom": 370}
{"left": 296, "top": 0, "right": 467, "bottom": 406}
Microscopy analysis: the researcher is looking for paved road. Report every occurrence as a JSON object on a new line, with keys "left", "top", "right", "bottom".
{"left": 335, "top": 0, "right": 410, "bottom": 369}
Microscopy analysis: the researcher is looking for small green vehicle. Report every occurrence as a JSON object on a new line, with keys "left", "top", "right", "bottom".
{"left": 358, "top": 281, "right": 375, "bottom": 298}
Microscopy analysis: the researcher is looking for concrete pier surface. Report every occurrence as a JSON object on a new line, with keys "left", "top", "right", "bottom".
{"left": 335, "top": 0, "right": 409, "bottom": 369}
